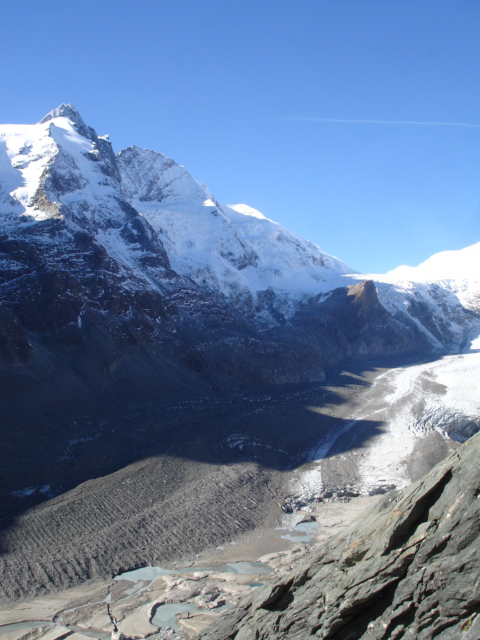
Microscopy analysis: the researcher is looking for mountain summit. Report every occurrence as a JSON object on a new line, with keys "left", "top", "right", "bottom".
{"left": 39, "top": 102, "right": 100, "bottom": 142}
{"left": 40, "top": 102, "right": 86, "bottom": 126}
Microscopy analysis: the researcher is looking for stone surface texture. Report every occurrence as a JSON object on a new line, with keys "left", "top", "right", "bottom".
{"left": 201, "top": 431, "right": 480, "bottom": 639}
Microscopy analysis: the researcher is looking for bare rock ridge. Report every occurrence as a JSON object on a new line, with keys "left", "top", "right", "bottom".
{"left": 201, "top": 430, "right": 480, "bottom": 640}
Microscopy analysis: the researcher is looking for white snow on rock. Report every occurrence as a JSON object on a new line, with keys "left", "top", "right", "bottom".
{"left": 117, "top": 145, "right": 355, "bottom": 312}
{"left": 343, "top": 241, "right": 480, "bottom": 349}
{"left": 0, "top": 105, "right": 175, "bottom": 293}
{"left": 0, "top": 121, "right": 58, "bottom": 219}
{"left": 379, "top": 243, "right": 480, "bottom": 323}
{"left": 0, "top": 109, "right": 116, "bottom": 223}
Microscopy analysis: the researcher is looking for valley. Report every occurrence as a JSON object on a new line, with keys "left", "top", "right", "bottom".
{"left": 2, "top": 325, "right": 479, "bottom": 637}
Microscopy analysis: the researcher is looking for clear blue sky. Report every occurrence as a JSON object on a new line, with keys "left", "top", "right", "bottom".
{"left": 1, "top": 0, "right": 479, "bottom": 273}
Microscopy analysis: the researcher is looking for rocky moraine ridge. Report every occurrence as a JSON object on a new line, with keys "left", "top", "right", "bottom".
{"left": 0, "top": 105, "right": 479, "bottom": 605}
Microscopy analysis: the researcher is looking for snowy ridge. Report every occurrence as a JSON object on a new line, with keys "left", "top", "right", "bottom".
{"left": 0, "top": 106, "right": 357, "bottom": 324}
{"left": 343, "top": 242, "right": 480, "bottom": 349}
{"left": 118, "top": 145, "right": 355, "bottom": 314}
{"left": 379, "top": 242, "right": 480, "bottom": 317}
{"left": 387, "top": 241, "right": 480, "bottom": 282}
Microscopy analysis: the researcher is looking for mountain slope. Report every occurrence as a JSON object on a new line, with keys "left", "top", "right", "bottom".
{"left": 0, "top": 105, "right": 477, "bottom": 433}
{"left": 347, "top": 243, "right": 480, "bottom": 350}
{"left": 117, "top": 145, "right": 354, "bottom": 321}
{"left": 0, "top": 105, "right": 431, "bottom": 517}
{"left": 0, "top": 104, "right": 437, "bottom": 390}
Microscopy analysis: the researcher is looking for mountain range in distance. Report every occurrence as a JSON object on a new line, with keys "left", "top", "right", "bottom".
{"left": 0, "top": 104, "right": 479, "bottom": 455}
{"left": 0, "top": 104, "right": 478, "bottom": 349}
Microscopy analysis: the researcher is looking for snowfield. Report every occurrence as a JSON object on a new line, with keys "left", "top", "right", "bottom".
{"left": 118, "top": 145, "right": 356, "bottom": 308}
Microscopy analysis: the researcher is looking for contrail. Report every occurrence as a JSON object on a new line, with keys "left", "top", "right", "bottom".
{"left": 281, "top": 116, "right": 480, "bottom": 129}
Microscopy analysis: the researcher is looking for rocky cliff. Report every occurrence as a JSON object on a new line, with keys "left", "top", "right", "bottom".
{"left": 201, "top": 430, "right": 480, "bottom": 639}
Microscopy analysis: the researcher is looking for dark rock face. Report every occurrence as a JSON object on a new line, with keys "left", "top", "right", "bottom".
{"left": 201, "top": 432, "right": 480, "bottom": 639}
{"left": 285, "top": 279, "right": 431, "bottom": 367}
{"left": 0, "top": 303, "right": 32, "bottom": 364}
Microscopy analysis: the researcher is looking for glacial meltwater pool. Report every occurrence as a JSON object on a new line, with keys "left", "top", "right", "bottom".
{"left": 151, "top": 602, "right": 200, "bottom": 630}
{"left": 280, "top": 519, "right": 319, "bottom": 542}
{"left": 114, "top": 560, "right": 272, "bottom": 584}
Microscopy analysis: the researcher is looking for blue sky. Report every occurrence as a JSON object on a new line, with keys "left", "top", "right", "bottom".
{"left": 1, "top": 0, "right": 479, "bottom": 273}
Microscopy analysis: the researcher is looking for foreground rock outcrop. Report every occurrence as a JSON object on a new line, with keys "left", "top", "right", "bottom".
{"left": 202, "top": 431, "right": 480, "bottom": 639}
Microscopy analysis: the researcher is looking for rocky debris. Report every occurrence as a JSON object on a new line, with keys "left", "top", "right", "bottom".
{"left": 0, "top": 457, "right": 284, "bottom": 602}
{"left": 368, "top": 483, "right": 397, "bottom": 496}
{"left": 200, "top": 431, "right": 480, "bottom": 639}
{"left": 282, "top": 484, "right": 363, "bottom": 514}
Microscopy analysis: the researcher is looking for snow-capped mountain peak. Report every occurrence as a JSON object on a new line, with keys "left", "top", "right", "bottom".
{"left": 39, "top": 103, "right": 101, "bottom": 143}
{"left": 1, "top": 105, "right": 478, "bottom": 341}
{"left": 40, "top": 103, "right": 84, "bottom": 125}
{"left": 0, "top": 105, "right": 359, "bottom": 329}
{"left": 117, "top": 144, "right": 355, "bottom": 312}
{"left": 0, "top": 105, "right": 172, "bottom": 296}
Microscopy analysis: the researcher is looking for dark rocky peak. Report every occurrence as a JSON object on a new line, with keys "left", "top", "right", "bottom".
{"left": 346, "top": 280, "right": 382, "bottom": 316}
{"left": 291, "top": 279, "right": 430, "bottom": 357}
{"left": 39, "top": 104, "right": 98, "bottom": 143}
{"left": 347, "top": 279, "right": 378, "bottom": 304}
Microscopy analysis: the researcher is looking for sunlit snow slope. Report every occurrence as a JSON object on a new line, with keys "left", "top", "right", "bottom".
{"left": 117, "top": 146, "right": 354, "bottom": 314}
{"left": 0, "top": 106, "right": 358, "bottom": 327}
